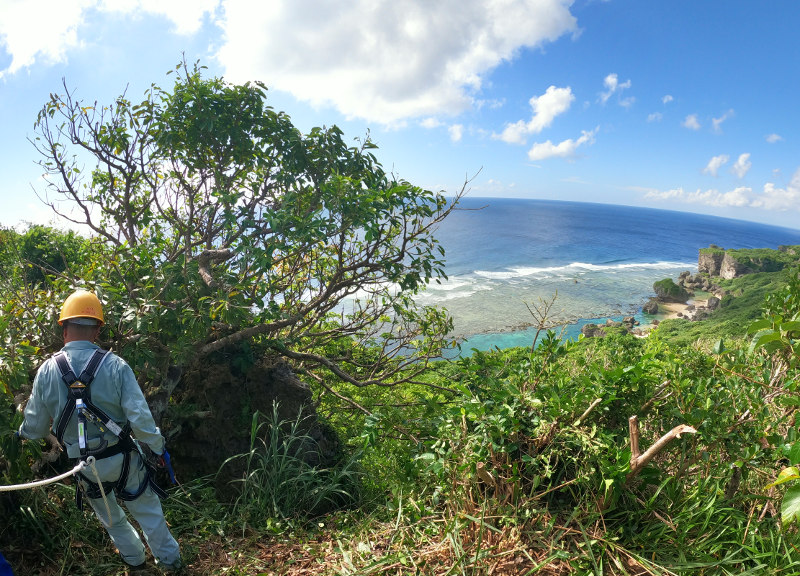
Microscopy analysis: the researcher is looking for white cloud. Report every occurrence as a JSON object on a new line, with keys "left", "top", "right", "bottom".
{"left": 527, "top": 126, "right": 598, "bottom": 161}
{"left": 420, "top": 117, "right": 443, "bottom": 128}
{"left": 1, "top": 0, "right": 578, "bottom": 125}
{"left": 0, "top": 0, "right": 219, "bottom": 77}
{"left": 217, "top": 0, "right": 579, "bottom": 125}
{"left": 494, "top": 86, "right": 574, "bottom": 144}
{"left": 662, "top": 95, "right": 673, "bottom": 104}
{"left": 765, "top": 133, "right": 784, "bottom": 143}
{"left": 643, "top": 169, "right": 800, "bottom": 212}
{"left": 711, "top": 109, "right": 734, "bottom": 133}
{"left": 647, "top": 112, "right": 663, "bottom": 122}
{"left": 619, "top": 96, "right": 635, "bottom": 109}
{"left": 682, "top": 114, "right": 701, "bottom": 130}
{"left": 702, "top": 155, "right": 729, "bottom": 177}
{"left": 599, "top": 73, "right": 632, "bottom": 105}
{"left": 448, "top": 124, "right": 464, "bottom": 142}
{"left": 730, "top": 153, "right": 751, "bottom": 178}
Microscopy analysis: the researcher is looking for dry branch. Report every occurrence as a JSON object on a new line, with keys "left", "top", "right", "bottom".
{"left": 574, "top": 398, "right": 602, "bottom": 426}
{"left": 476, "top": 462, "right": 496, "bottom": 486}
{"left": 626, "top": 415, "right": 696, "bottom": 484}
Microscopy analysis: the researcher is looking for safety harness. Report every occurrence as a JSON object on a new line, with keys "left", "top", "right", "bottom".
{"left": 52, "top": 349, "right": 167, "bottom": 511}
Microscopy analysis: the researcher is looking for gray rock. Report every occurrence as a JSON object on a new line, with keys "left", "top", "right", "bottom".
{"left": 720, "top": 254, "right": 754, "bottom": 279}
{"left": 707, "top": 296, "right": 721, "bottom": 310}
{"left": 698, "top": 250, "right": 725, "bottom": 276}
{"left": 622, "top": 316, "right": 636, "bottom": 325}
{"left": 643, "top": 299, "right": 659, "bottom": 314}
{"left": 693, "top": 309, "right": 710, "bottom": 321}
{"left": 581, "top": 323, "right": 606, "bottom": 338}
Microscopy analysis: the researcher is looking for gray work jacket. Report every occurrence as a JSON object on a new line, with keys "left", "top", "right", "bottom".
{"left": 19, "top": 340, "right": 165, "bottom": 459}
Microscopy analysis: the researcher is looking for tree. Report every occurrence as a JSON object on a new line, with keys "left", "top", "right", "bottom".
{"left": 26, "top": 62, "right": 463, "bottom": 421}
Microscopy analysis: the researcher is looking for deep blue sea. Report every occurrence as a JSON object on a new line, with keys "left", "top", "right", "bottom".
{"left": 417, "top": 198, "right": 800, "bottom": 352}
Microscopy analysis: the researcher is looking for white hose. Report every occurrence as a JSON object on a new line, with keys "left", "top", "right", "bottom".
{"left": 86, "top": 455, "right": 113, "bottom": 529}
{"left": 0, "top": 460, "right": 87, "bottom": 492}
{"left": 0, "top": 456, "right": 114, "bottom": 528}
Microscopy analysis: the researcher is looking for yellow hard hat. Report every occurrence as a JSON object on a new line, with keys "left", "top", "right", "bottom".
{"left": 59, "top": 290, "right": 105, "bottom": 326}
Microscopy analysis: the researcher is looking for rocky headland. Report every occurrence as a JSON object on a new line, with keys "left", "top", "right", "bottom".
{"left": 581, "top": 243, "right": 800, "bottom": 338}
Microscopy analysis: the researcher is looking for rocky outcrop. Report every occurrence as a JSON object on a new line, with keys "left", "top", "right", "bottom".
{"left": 653, "top": 279, "right": 690, "bottom": 303}
{"left": 700, "top": 245, "right": 800, "bottom": 280}
{"left": 582, "top": 317, "right": 641, "bottom": 338}
{"left": 165, "top": 355, "right": 341, "bottom": 485}
{"left": 698, "top": 248, "right": 725, "bottom": 276}
{"left": 720, "top": 253, "right": 753, "bottom": 279}
{"left": 707, "top": 296, "right": 721, "bottom": 310}
{"left": 581, "top": 323, "right": 605, "bottom": 338}
{"left": 642, "top": 299, "right": 659, "bottom": 314}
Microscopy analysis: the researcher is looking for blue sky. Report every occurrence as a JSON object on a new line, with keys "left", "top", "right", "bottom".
{"left": 1, "top": 0, "right": 798, "bottom": 229}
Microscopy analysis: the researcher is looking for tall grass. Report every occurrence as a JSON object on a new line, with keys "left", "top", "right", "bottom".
{"left": 222, "top": 402, "right": 363, "bottom": 532}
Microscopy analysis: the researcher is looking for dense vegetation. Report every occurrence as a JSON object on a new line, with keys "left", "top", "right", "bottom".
{"left": 656, "top": 269, "right": 797, "bottom": 347}
{"left": 2, "top": 65, "right": 800, "bottom": 575}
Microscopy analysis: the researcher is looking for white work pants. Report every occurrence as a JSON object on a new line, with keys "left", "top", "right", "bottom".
{"left": 80, "top": 451, "right": 181, "bottom": 567}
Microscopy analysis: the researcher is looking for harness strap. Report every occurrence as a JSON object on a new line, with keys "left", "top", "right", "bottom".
{"left": 52, "top": 350, "right": 118, "bottom": 447}
{"left": 51, "top": 349, "right": 169, "bottom": 507}
{"left": 77, "top": 450, "right": 168, "bottom": 504}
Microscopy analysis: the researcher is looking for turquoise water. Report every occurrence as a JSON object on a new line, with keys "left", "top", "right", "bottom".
{"left": 425, "top": 199, "right": 800, "bottom": 353}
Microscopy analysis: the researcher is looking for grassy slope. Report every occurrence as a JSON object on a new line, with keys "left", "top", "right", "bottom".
{"left": 656, "top": 268, "right": 795, "bottom": 347}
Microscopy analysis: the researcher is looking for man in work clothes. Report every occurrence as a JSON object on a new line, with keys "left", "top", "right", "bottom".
{"left": 17, "top": 290, "right": 183, "bottom": 574}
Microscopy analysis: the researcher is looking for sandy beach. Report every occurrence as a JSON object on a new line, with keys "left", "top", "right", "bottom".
{"left": 659, "top": 294, "right": 710, "bottom": 320}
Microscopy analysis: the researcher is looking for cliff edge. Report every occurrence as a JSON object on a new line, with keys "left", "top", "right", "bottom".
{"left": 698, "top": 244, "right": 800, "bottom": 279}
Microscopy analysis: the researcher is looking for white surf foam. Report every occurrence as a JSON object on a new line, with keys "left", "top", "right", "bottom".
{"left": 474, "top": 261, "right": 695, "bottom": 280}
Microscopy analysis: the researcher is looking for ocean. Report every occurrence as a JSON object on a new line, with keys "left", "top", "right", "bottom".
{"left": 418, "top": 198, "right": 800, "bottom": 352}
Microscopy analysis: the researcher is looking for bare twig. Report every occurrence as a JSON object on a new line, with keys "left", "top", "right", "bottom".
{"left": 575, "top": 398, "right": 602, "bottom": 426}
{"left": 626, "top": 415, "right": 697, "bottom": 484}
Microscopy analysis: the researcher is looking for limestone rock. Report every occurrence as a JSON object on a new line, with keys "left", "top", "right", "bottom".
{"left": 698, "top": 249, "right": 725, "bottom": 276}
{"left": 653, "top": 278, "right": 690, "bottom": 303}
{"left": 165, "top": 355, "right": 341, "bottom": 484}
{"left": 720, "top": 253, "right": 753, "bottom": 279}
{"left": 581, "top": 323, "right": 605, "bottom": 338}
{"left": 707, "top": 296, "right": 721, "bottom": 310}
{"left": 642, "top": 299, "right": 659, "bottom": 314}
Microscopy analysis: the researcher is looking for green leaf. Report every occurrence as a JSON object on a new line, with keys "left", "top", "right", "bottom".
{"left": 748, "top": 330, "right": 781, "bottom": 354}
{"left": 791, "top": 444, "right": 800, "bottom": 466}
{"left": 782, "top": 485, "right": 800, "bottom": 526}
{"left": 747, "top": 318, "right": 772, "bottom": 334}
{"left": 712, "top": 339, "right": 725, "bottom": 355}
{"left": 767, "top": 466, "right": 800, "bottom": 489}
{"left": 782, "top": 320, "right": 800, "bottom": 332}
